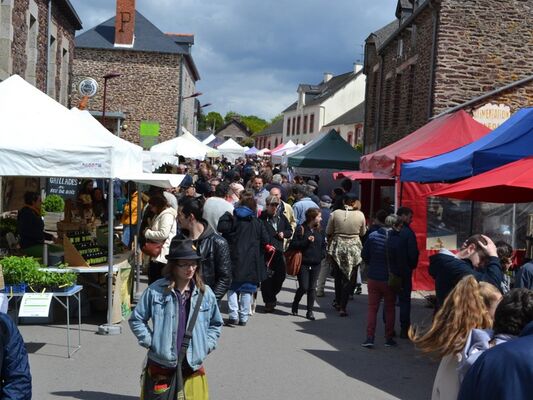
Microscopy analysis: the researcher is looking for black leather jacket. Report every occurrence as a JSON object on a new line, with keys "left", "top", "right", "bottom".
{"left": 178, "top": 221, "right": 232, "bottom": 301}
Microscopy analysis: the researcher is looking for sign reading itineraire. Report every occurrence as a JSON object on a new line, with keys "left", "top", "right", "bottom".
{"left": 139, "top": 121, "right": 160, "bottom": 150}
{"left": 46, "top": 177, "right": 79, "bottom": 199}
{"left": 473, "top": 103, "right": 511, "bottom": 130}
{"left": 18, "top": 293, "right": 53, "bottom": 317}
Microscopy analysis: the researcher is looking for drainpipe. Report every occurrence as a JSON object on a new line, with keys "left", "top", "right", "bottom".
{"left": 427, "top": 0, "right": 439, "bottom": 119}
{"left": 46, "top": 0, "right": 52, "bottom": 94}
{"left": 176, "top": 55, "right": 184, "bottom": 136}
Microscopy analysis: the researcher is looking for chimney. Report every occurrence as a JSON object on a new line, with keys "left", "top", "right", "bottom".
{"left": 115, "top": 0, "right": 136, "bottom": 47}
{"left": 354, "top": 63, "right": 363, "bottom": 74}
{"left": 323, "top": 72, "right": 333, "bottom": 83}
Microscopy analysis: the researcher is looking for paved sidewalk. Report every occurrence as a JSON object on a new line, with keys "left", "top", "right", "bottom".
{"left": 20, "top": 276, "right": 438, "bottom": 399}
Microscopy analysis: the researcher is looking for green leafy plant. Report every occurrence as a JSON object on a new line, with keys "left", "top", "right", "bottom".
{"left": 42, "top": 195, "right": 65, "bottom": 213}
{"left": 0, "top": 217, "right": 17, "bottom": 235}
{"left": 1, "top": 256, "right": 77, "bottom": 290}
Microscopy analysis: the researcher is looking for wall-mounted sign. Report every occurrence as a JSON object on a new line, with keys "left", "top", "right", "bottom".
{"left": 140, "top": 121, "right": 160, "bottom": 150}
{"left": 473, "top": 103, "right": 511, "bottom": 130}
{"left": 46, "top": 177, "right": 79, "bottom": 199}
{"left": 79, "top": 78, "right": 98, "bottom": 97}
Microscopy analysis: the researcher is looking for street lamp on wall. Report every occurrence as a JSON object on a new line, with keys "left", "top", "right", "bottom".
{"left": 102, "top": 72, "right": 121, "bottom": 130}
{"left": 177, "top": 91, "right": 203, "bottom": 136}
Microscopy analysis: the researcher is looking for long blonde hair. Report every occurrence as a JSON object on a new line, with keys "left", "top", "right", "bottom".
{"left": 409, "top": 276, "right": 500, "bottom": 357}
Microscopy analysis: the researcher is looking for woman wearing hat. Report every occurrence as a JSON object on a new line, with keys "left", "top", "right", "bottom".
{"left": 130, "top": 239, "right": 223, "bottom": 400}
{"left": 326, "top": 193, "right": 367, "bottom": 316}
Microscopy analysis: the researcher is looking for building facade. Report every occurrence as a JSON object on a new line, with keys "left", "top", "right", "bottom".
{"left": 255, "top": 118, "right": 283, "bottom": 150}
{"left": 364, "top": 0, "right": 533, "bottom": 154}
{"left": 282, "top": 64, "right": 366, "bottom": 145}
{"left": 0, "top": 0, "right": 82, "bottom": 104}
{"left": 215, "top": 118, "right": 253, "bottom": 145}
{"left": 321, "top": 102, "right": 364, "bottom": 148}
{"left": 72, "top": 0, "right": 200, "bottom": 146}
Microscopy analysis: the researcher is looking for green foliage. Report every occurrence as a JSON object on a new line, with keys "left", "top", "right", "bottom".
{"left": 242, "top": 138, "right": 255, "bottom": 147}
{"left": 1, "top": 256, "right": 77, "bottom": 290}
{"left": 0, "top": 218, "right": 17, "bottom": 235}
{"left": 204, "top": 112, "right": 224, "bottom": 131}
{"left": 241, "top": 115, "right": 268, "bottom": 134}
{"left": 271, "top": 114, "right": 284, "bottom": 124}
{"left": 224, "top": 111, "right": 240, "bottom": 124}
{"left": 355, "top": 143, "right": 363, "bottom": 153}
{"left": 43, "top": 194, "right": 65, "bottom": 212}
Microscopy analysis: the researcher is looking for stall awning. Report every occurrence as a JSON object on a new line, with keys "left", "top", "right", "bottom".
{"left": 360, "top": 110, "right": 490, "bottom": 177}
{"left": 287, "top": 130, "right": 361, "bottom": 170}
{"left": 333, "top": 171, "right": 394, "bottom": 180}
{"left": 401, "top": 107, "right": 533, "bottom": 183}
{"left": 429, "top": 157, "right": 533, "bottom": 203}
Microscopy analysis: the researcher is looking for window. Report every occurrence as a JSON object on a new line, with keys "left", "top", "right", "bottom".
{"left": 347, "top": 132, "right": 353, "bottom": 145}
{"left": 296, "top": 116, "right": 301, "bottom": 134}
{"left": 411, "top": 25, "right": 417, "bottom": 50}
{"left": 392, "top": 74, "right": 402, "bottom": 127}
{"left": 309, "top": 114, "right": 315, "bottom": 133}
{"left": 236, "top": 137, "right": 243, "bottom": 143}
{"left": 397, "top": 38, "right": 404, "bottom": 59}
{"left": 292, "top": 117, "right": 296, "bottom": 135}
{"left": 59, "top": 45, "right": 69, "bottom": 106}
{"left": 303, "top": 115, "right": 308, "bottom": 134}
{"left": 47, "top": 32, "right": 57, "bottom": 98}
{"left": 224, "top": 136, "right": 230, "bottom": 140}
{"left": 274, "top": 138, "right": 278, "bottom": 147}
{"left": 267, "top": 141, "right": 271, "bottom": 148}
{"left": 286, "top": 118, "right": 291, "bottom": 135}
{"left": 25, "top": 13, "right": 38, "bottom": 85}
{"left": 406, "top": 65, "right": 416, "bottom": 125}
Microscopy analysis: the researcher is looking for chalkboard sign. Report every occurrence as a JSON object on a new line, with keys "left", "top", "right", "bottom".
{"left": 46, "top": 177, "right": 79, "bottom": 199}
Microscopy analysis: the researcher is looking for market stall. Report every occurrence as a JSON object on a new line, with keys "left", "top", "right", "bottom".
{"left": 218, "top": 138, "right": 246, "bottom": 162}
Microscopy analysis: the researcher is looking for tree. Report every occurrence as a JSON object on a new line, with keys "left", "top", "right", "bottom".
{"left": 241, "top": 115, "right": 268, "bottom": 134}
{"left": 204, "top": 111, "right": 224, "bottom": 132}
{"left": 270, "top": 114, "right": 283, "bottom": 124}
{"left": 224, "top": 111, "right": 240, "bottom": 124}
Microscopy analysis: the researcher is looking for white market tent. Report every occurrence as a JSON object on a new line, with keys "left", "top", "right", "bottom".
{"left": 0, "top": 75, "right": 183, "bottom": 333}
{"left": 257, "top": 148, "right": 270, "bottom": 156}
{"left": 201, "top": 134, "right": 216, "bottom": 145}
{"left": 218, "top": 138, "right": 246, "bottom": 162}
{"left": 142, "top": 151, "right": 179, "bottom": 173}
{"left": 271, "top": 143, "right": 304, "bottom": 164}
{"left": 150, "top": 128, "right": 220, "bottom": 160}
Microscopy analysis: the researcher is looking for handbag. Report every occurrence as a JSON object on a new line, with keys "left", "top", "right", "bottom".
{"left": 285, "top": 226, "right": 305, "bottom": 276}
{"left": 385, "top": 230, "right": 403, "bottom": 294}
{"left": 141, "top": 241, "right": 163, "bottom": 258}
{"left": 141, "top": 291, "right": 205, "bottom": 400}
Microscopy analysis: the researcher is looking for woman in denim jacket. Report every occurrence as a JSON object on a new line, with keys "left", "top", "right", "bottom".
{"left": 129, "top": 238, "right": 223, "bottom": 398}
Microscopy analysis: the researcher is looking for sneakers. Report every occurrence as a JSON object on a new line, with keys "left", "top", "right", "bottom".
{"left": 361, "top": 337, "right": 375, "bottom": 348}
{"left": 355, "top": 285, "right": 362, "bottom": 295}
{"left": 385, "top": 338, "right": 398, "bottom": 347}
{"left": 306, "top": 311, "right": 316, "bottom": 321}
{"left": 226, "top": 319, "right": 238, "bottom": 326}
{"left": 264, "top": 302, "right": 276, "bottom": 313}
{"left": 238, "top": 320, "right": 247, "bottom": 327}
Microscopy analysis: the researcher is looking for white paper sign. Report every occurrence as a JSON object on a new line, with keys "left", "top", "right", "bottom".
{"left": 18, "top": 293, "right": 53, "bottom": 317}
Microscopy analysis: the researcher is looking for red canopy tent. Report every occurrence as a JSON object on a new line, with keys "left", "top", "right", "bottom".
{"left": 265, "top": 142, "right": 285, "bottom": 155}
{"left": 430, "top": 157, "right": 533, "bottom": 203}
{"left": 355, "top": 111, "right": 491, "bottom": 290}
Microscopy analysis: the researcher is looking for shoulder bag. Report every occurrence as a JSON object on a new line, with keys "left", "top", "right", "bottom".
{"left": 285, "top": 226, "right": 305, "bottom": 276}
{"left": 141, "top": 291, "right": 205, "bottom": 400}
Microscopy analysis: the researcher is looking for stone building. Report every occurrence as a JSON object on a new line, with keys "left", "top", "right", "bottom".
{"left": 364, "top": 0, "right": 533, "bottom": 154}
{"left": 0, "top": 0, "right": 82, "bottom": 105}
{"left": 215, "top": 118, "right": 253, "bottom": 145}
{"left": 255, "top": 118, "right": 283, "bottom": 150}
{"left": 282, "top": 64, "right": 366, "bottom": 145}
{"left": 321, "top": 102, "right": 365, "bottom": 148}
{"left": 72, "top": 0, "right": 200, "bottom": 146}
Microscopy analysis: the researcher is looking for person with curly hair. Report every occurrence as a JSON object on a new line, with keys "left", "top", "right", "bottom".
{"left": 410, "top": 275, "right": 502, "bottom": 400}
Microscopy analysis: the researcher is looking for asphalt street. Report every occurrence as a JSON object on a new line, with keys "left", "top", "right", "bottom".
{"left": 19, "top": 276, "right": 438, "bottom": 399}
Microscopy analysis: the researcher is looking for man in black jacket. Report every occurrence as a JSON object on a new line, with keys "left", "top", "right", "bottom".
{"left": 429, "top": 234, "right": 503, "bottom": 311}
{"left": 259, "top": 195, "right": 293, "bottom": 312}
{"left": 176, "top": 197, "right": 232, "bottom": 301}
{"left": 396, "top": 207, "right": 420, "bottom": 338}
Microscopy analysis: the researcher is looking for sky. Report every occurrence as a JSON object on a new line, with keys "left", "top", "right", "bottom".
{"left": 70, "top": 0, "right": 397, "bottom": 121}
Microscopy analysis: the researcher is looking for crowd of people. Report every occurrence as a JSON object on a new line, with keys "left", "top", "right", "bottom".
{"left": 6, "top": 156, "right": 533, "bottom": 399}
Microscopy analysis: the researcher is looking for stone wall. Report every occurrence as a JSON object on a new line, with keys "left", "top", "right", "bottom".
{"left": 364, "top": 5, "right": 436, "bottom": 153}
{"left": 433, "top": 0, "right": 533, "bottom": 114}
{"left": 10, "top": 0, "right": 76, "bottom": 102}
{"left": 72, "top": 48, "right": 183, "bottom": 144}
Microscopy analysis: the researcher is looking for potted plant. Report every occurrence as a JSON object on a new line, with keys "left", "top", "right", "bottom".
{"left": 42, "top": 194, "right": 65, "bottom": 232}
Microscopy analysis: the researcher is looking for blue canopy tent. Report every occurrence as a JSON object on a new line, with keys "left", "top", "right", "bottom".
{"left": 401, "top": 108, "right": 533, "bottom": 183}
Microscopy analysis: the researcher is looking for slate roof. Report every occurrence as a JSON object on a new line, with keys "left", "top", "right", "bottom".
{"left": 369, "top": 20, "right": 399, "bottom": 51}
{"left": 283, "top": 70, "right": 361, "bottom": 113}
{"left": 255, "top": 119, "right": 284, "bottom": 137}
{"left": 215, "top": 119, "right": 252, "bottom": 137}
{"left": 323, "top": 102, "right": 365, "bottom": 127}
{"left": 75, "top": 11, "right": 200, "bottom": 80}
{"left": 76, "top": 11, "right": 191, "bottom": 55}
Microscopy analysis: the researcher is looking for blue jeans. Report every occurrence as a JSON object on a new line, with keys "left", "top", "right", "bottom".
{"left": 227, "top": 290, "right": 252, "bottom": 323}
